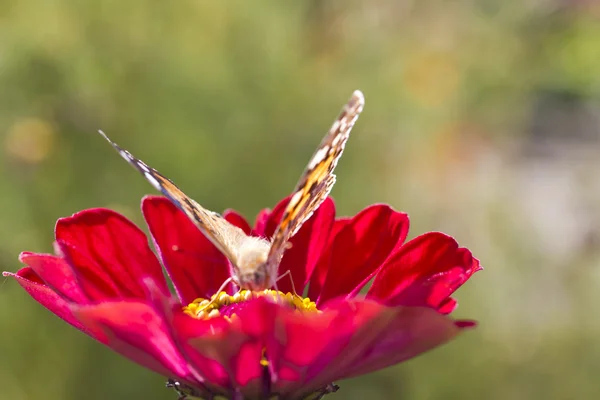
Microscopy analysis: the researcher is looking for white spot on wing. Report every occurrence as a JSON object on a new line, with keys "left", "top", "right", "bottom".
{"left": 331, "top": 133, "right": 344, "bottom": 147}
{"left": 136, "top": 161, "right": 151, "bottom": 173}
{"left": 308, "top": 145, "right": 329, "bottom": 169}
{"left": 288, "top": 190, "right": 303, "bottom": 208}
{"left": 119, "top": 150, "right": 135, "bottom": 163}
{"left": 143, "top": 172, "right": 162, "bottom": 191}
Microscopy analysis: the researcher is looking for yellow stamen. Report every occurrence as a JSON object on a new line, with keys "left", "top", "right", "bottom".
{"left": 260, "top": 348, "right": 269, "bottom": 367}
{"left": 183, "top": 289, "right": 319, "bottom": 319}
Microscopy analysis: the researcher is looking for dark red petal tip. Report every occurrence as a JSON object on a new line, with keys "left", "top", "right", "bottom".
{"left": 455, "top": 320, "right": 478, "bottom": 329}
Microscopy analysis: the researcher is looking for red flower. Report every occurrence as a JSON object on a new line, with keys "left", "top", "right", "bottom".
{"left": 4, "top": 196, "right": 480, "bottom": 399}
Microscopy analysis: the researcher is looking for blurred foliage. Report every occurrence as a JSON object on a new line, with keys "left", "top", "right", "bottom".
{"left": 1, "top": 1, "right": 600, "bottom": 399}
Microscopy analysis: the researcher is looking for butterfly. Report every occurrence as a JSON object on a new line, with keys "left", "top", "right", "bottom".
{"left": 98, "top": 90, "right": 364, "bottom": 292}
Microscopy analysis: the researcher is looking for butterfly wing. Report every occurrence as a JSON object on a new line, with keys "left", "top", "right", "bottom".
{"left": 265, "top": 90, "right": 365, "bottom": 275}
{"left": 97, "top": 130, "right": 249, "bottom": 266}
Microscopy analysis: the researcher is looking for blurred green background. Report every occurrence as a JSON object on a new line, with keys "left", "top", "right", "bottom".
{"left": 2, "top": 1, "right": 600, "bottom": 399}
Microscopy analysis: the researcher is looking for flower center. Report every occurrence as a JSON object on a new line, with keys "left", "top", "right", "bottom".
{"left": 183, "top": 289, "right": 319, "bottom": 320}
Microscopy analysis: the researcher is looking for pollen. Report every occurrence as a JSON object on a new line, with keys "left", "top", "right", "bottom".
{"left": 183, "top": 289, "right": 319, "bottom": 319}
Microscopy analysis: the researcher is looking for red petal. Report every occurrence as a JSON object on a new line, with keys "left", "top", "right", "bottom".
{"left": 308, "top": 217, "right": 351, "bottom": 299}
{"left": 172, "top": 313, "right": 233, "bottom": 390}
{"left": 261, "top": 196, "right": 337, "bottom": 294}
{"left": 339, "top": 303, "right": 466, "bottom": 379}
{"left": 253, "top": 208, "right": 272, "bottom": 237}
{"left": 55, "top": 208, "right": 168, "bottom": 300}
{"left": 223, "top": 209, "right": 252, "bottom": 235}
{"left": 249, "top": 196, "right": 336, "bottom": 294}
{"left": 437, "top": 297, "right": 458, "bottom": 314}
{"left": 266, "top": 300, "right": 359, "bottom": 396}
{"left": 257, "top": 197, "right": 287, "bottom": 239}
{"left": 139, "top": 278, "right": 216, "bottom": 396}
{"left": 142, "top": 196, "right": 231, "bottom": 303}
{"left": 3, "top": 268, "right": 94, "bottom": 337}
{"left": 55, "top": 241, "right": 123, "bottom": 301}
{"left": 367, "top": 232, "right": 481, "bottom": 310}
{"left": 18, "top": 252, "right": 89, "bottom": 304}
{"left": 267, "top": 299, "right": 463, "bottom": 397}
{"left": 74, "top": 300, "right": 193, "bottom": 380}
{"left": 174, "top": 298, "right": 277, "bottom": 396}
{"left": 313, "top": 205, "right": 409, "bottom": 305}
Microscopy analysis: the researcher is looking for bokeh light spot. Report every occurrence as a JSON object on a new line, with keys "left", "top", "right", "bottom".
{"left": 5, "top": 118, "right": 56, "bottom": 164}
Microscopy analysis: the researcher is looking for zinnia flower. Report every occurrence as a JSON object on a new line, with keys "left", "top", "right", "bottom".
{"left": 4, "top": 195, "right": 480, "bottom": 399}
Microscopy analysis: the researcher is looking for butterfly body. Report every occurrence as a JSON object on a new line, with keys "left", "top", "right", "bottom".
{"left": 231, "top": 235, "right": 272, "bottom": 290}
{"left": 99, "top": 90, "right": 364, "bottom": 291}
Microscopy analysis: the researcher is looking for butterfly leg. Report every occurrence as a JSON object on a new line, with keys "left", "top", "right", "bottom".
{"left": 274, "top": 269, "right": 298, "bottom": 296}
{"left": 196, "top": 276, "right": 235, "bottom": 313}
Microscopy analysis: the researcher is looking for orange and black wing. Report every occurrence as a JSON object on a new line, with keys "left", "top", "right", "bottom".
{"left": 265, "top": 90, "right": 365, "bottom": 273}
{"left": 98, "top": 130, "right": 247, "bottom": 265}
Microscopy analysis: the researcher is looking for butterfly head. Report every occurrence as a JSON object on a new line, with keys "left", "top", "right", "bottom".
{"left": 236, "top": 268, "right": 270, "bottom": 291}
{"left": 234, "top": 236, "right": 273, "bottom": 291}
